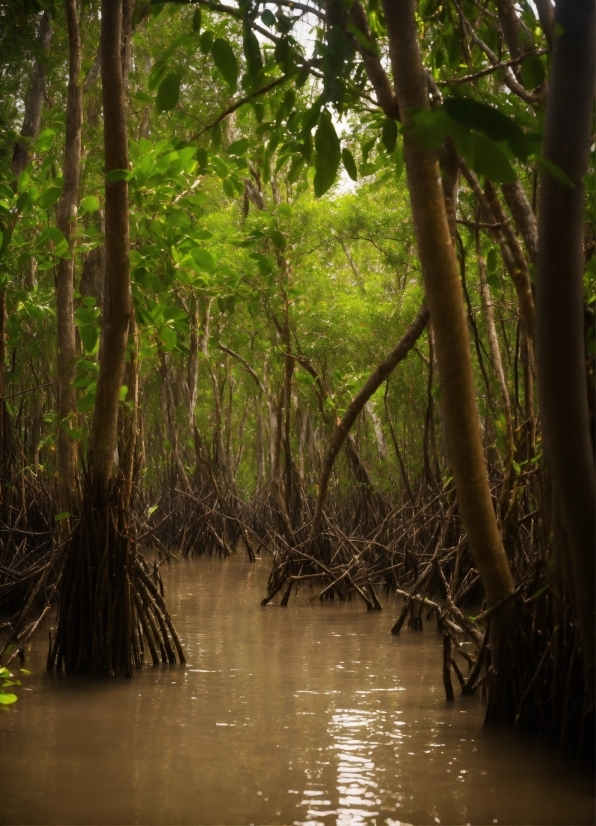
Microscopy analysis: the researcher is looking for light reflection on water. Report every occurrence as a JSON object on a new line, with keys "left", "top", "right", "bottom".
{"left": 0, "top": 556, "right": 593, "bottom": 826}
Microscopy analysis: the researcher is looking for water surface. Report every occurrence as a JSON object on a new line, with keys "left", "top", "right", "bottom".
{"left": 1, "top": 556, "right": 593, "bottom": 825}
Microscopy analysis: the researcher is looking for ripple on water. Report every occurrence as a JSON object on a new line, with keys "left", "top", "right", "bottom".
{"left": 0, "top": 556, "right": 593, "bottom": 826}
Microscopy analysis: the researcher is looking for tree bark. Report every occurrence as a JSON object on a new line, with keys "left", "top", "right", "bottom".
{"left": 501, "top": 180, "right": 538, "bottom": 270}
{"left": 382, "top": 0, "right": 514, "bottom": 608}
{"left": 460, "top": 161, "right": 536, "bottom": 347}
{"left": 536, "top": 0, "right": 595, "bottom": 692}
{"left": 476, "top": 230, "right": 515, "bottom": 469}
{"left": 56, "top": 0, "right": 82, "bottom": 516}
{"left": 12, "top": 11, "right": 53, "bottom": 178}
{"left": 89, "top": 0, "right": 132, "bottom": 486}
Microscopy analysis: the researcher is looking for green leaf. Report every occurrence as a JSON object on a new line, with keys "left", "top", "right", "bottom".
{"left": 520, "top": 54, "right": 545, "bottom": 90}
{"left": 243, "top": 25, "right": 263, "bottom": 78}
{"left": 159, "top": 326, "right": 177, "bottom": 350}
{"left": 191, "top": 247, "right": 216, "bottom": 273}
{"left": 54, "top": 511, "right": 70, "bottom": 522}
{"left": 200, "top": 30, "right": 214, "bottom": 55}
{"left": 487, "top": 247, "right": 499, "bottom": 273}
{"left": 314, "top": 110, "right": 340, "bottom": 198}
{"left": 443, "top": 97, "right": 530, "bottom": 160}
{"left": 270, "top": 229, "right": 286, "bottom": 250}
{"left": 382, "top": 118, "right": 398, "bottom": 153}
{"left": 261, "top": 9, "right": 276, "bottom": 27}
{"left": 228, "top": 138, "right": 249, "bottom": 156}
{"left": 80, "top": 325, "right": 99, "bottom": 353}
{"left": 148, "top": 57, "right": 168, "bottom": 91}
{"left": 38, "top": 226, "right": 66, "bottom": 245}
{"left": 470, "top": 131, "right": 516, "bottom": 183}
{"left": 341, "top": 148, "right": 358, "bottom": 181}
{"left": 192, "top": 7, "right": 201, "bottom": 31}
{"left": 288, "top": 155, "right": 306, "bottom": 183}
{"left": 487, "top": 272, "right": 500, "bottom": 291}
{"left": 77, "top": 391, "right": 96, "bottom": 413}
{"left": 36, "top": 128, "right": 56, "bottom": 152}
{"left": 212, "top": 39, "right": 239, "bottom": 92}
{"left": 75, "top": 307, "right": 98, "bottom": 324}
{"left": 80, "top": 195, "right": 100, "bottom": 213}
{"left": 38, "top": 186, "right": 63, "bottom": 210}
{"left": 0, "top": 693, "right": 17, "bottom": 705}
{"left": 106, "top": 169, "right": 132, "bottom": 182}
{"left": 156, "top": 72, "right": 183, "bottom": 112}
{"left": 249, "top": 252, "right": 274, "bottom": 274}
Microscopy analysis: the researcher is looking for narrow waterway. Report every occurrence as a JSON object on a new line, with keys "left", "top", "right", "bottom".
{"left": 1, "top": 556, "right": 593, "bottom": 826}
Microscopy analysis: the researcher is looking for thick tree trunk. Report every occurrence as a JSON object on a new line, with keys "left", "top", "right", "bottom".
{"left": 382, "top": 0, "right": 514, "bottom": 609}
{"left": 89, "top": 0, "right": 132, "bottom": 485}
{"left": 536, "top": 0, "right": 595, "bottom": 694}
{"left": 12, "top": 11, "right": 53, "bottom": 178}
{"left": 56, "top": 0, "right": 82, "bottom": 516}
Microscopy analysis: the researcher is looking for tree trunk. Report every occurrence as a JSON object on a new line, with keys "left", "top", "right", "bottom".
{"left": 89, "top": 0, "right": 132, "bottom": 485}
{"left": 12, "top": 11, "right": 53, "bottom": 178}
{"left": 56, "top": 0, "right": 82, "bottom": 517}
{"left": 536, "top": 0, "right": 595, "bottom": 694}
{"left": 50, "top": 0, "right": 183, "bottom": 677}
{"left": 501, "top": 180, "right": 538, "bottom": 269}
{"left": 476, "top": 229, "right": 515, "bottom": 472}
{"left": 381, "top": 0, "right": 514, "bottom": 609}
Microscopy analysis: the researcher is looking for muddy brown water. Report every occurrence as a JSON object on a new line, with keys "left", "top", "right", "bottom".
{"left": 1, "top": 556, "right": 593, "bottom": 826}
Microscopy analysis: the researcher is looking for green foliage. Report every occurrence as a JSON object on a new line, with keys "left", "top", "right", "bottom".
{"left": 156, "top": 72, "right": 183, "bottom": 112}
{"left": 211, "top": 38, "right": 238, "bottom": 92}
{"left": 314, "top": 110, "right": 341, "bottom": 197}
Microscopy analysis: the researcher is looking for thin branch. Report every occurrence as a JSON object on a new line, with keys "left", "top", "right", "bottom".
{"left": 0, "top": 379, "right": 59, "bottom": 402}
{"left": 309, "top": 302, "right": 430, "bottom": 541}
{"left": 188, "top": 74, "right": 292, "bottom": 141}
{"left": 216, "top": 344, "right": 264, "bottom": 393}
{"left": 438, "top": 48, "right": 548, "bottom": 86}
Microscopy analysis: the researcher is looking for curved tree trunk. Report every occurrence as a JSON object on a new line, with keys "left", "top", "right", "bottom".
{"left": 381, "top": 0, "right": 514, "bottom": 610}
{"left": 536, "top": 0, "right": 595, "bottom": 695}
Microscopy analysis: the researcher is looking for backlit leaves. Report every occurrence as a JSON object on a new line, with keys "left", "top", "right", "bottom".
{"left": 212, "top": 39, "right": 239, "bottom": 92}
{"left": 156, "top": 72, "right": 183, "bottom": 112}
{"left": 314, "top": 110, "right": 341, "bottom": 198}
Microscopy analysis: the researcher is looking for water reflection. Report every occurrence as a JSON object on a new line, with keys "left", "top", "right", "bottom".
{"left": 0, "top": 557, "right": 593, "bottom": 826}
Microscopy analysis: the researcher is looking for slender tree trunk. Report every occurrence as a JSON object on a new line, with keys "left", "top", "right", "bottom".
{"left": 476, "top": 230, "right": 515, "bottom": 467}
{"left": 187, "top": 291, "right": 199, "bottom": 425}
{"left": 12, "top": 11, "right": 53, "bottom": 178}
{"left": 89, "top": 0, "right": 132, "bottom": 485}
{"left": 460, "top": 161, "right": 536, "bottom": 347}
{"left": 56, "top": 0, "right": 82, "bottom": 516}
{"left": 311, "top": 304, "right": 429, "bottom": 540}
{"left": 501, "top": 180, "right": 538, "bottom": 269}
{"left": 536, "top": 0, "right": 595, "bottom": 694}
{"left": 382, "top": 0, "right": 514, "bottom": 608}
{"left": 0, "top": 289, "right": 6, "bottom": 501}
{"left": 255, "top": 400, "right": 265, "bottom": 489}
